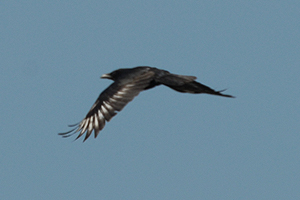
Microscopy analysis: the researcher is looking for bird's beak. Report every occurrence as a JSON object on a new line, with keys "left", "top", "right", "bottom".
{"left": 100, "top": 73, "right": 111, "bottom": 79}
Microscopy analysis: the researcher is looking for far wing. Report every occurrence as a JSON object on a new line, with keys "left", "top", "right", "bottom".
{"left": 59, "top": 70, "right": 155, "bottom": 141}
{"left": 156, "top": 72, "right": 234, "bottom": 97}
{"left": 155, "top": 73, "right": 197, "bottom": 86}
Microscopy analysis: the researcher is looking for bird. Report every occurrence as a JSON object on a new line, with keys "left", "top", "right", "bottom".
{"left": 59, "top": 66, "right": 234, "bottom": 141}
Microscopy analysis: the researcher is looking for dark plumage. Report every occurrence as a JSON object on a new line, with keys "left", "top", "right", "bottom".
{"left": 59, "top": 66, "right": 234, "bottom": 141}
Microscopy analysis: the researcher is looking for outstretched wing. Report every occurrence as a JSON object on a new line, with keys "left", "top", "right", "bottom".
{"left": 156, "top": 73, "right": 234, "bottom": 98}
{"left": 155, "top": 73, "right": 197, "bottom": 86}
{"left": 59, "top": 70, "right": 155, "bottom": 141}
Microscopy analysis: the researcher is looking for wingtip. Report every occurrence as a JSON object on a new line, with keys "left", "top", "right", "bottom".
{"left": 68, "top": 122, "right": 80, "bottom": 127}
{"left": 216, "top": 89, "right": 235, "bottom": 98}
{"left": 58, "top": 127, "right": 77, "bottom": 137}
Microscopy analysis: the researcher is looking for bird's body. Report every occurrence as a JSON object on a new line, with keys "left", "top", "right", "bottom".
{"left": 59, "top": 66, "right": 234, "bottom": 141}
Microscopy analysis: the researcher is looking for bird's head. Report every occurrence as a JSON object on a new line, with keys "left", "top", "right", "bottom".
{"left": 100, "top": 69, "right": 122, "bottom": 80}
{"left": 100, "top": 68, "right": 131, "bottom": 81}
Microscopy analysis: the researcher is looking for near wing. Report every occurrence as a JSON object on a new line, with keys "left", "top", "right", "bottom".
{"left": 59, "top": 70, "right": 155, "bottom": 141}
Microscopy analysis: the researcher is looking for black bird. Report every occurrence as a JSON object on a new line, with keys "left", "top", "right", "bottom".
{"left": 59, "top": 66, "right": 234, "bottom": 141}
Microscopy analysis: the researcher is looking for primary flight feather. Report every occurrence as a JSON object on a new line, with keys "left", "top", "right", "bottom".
{"left": 59, "top": 66, "right": 234, "bottom": 141}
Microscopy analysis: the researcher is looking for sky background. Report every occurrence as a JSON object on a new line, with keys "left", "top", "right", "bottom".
{"left": 1, "top": 1, "right": 299, "bottom": 199}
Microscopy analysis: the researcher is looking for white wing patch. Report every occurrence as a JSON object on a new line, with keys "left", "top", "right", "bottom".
{"left": 59, "top": 70, "right": 155, "bottom": 141}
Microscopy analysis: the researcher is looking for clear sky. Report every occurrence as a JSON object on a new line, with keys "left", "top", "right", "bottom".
{"left": 1, "top": 1, "right": 299, "bottom": 199}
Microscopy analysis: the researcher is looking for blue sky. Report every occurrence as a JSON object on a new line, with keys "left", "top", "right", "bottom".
{"left": 1, "top": 1, "right": 299, "bottom": 199}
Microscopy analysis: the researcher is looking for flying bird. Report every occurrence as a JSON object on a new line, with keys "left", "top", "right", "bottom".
{"left": 59, "top": 66, "right": 234, "bottom": 141}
